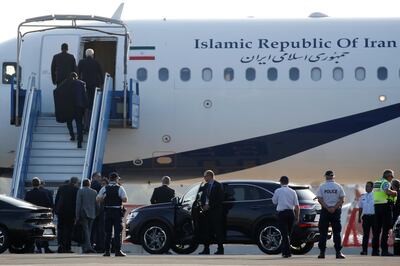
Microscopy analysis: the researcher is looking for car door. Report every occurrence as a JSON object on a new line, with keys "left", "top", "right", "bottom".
{"left": 223, "top": 183, "right": 274, "bottom": 241}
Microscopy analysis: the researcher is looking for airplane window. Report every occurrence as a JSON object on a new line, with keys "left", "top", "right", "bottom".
{"left": 333, "top": 67, "right": 344, "bottom": 81}
{"left": 289, "top": 67, "right": 299, "bottom": 81}
{"left": 224, "top": 68, "right": 234, "bottom": 81}
{"left": 355, "top": 67, "right": 366, "bottom": 81}
{"left": 311, "top": 67, "right": 322, "bottom": 81}
{"left": 2, "top": 62, "right": 17, "bottom": 84}
{"left": 377, "top": 67, "right": 388, "bottom": 80}
{"left": 267, "top": 68, "right": 278, "bottom": 81}
{"left": 159, "top": 68, "right": 169, "bottom": 81}
{"left": 136, "top": 68, "right": 147, "bottom": 81}
{"left": 180, "top": 67, "right": 191, "bottom": 81}
{"left": 246, "top": 68, "right": 256, "bottom": 81}
{"left": 202, "top": 68, "right": 212, "bottom": 81}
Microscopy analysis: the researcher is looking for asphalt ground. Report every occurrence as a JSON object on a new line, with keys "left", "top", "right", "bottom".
{"left": 1, "top": 247, "right": 399, "bottom": 266}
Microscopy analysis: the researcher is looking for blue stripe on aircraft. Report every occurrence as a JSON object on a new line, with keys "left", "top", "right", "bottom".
{"left": 105, "top": 103, "right": 400, "bottom": 175}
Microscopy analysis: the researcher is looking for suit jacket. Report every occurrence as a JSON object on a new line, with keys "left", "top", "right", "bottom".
{"left": 90, "top": 179, "right": 102, "bottom": 193}
{"left": 150, "top": 185, "right": 175, "bottom": 204}
{"left": 78, "top": 57, "right": 104, "bottom": 89}
{"left": 39, "top": 187, "right": 54, "bottom": 209}
{"left": 76, "top": 187, "right": 98, "bottom": 219}
{"left": 71, "top": 79, "right": 88, "bottom": 109}
{"left": 51, "top": 52, "right": 77, "bottom": 85}
{"left": 25, "top": 187, "right": 52, "bottom": 208}
{"left": 200, "top": 180, "right": 224, "bottom": 213}
{"left": 53, "top": 79, "right": 75, "bottom": 123}
{"left": 55, "top": 183, "right": 78, "bottom": 218}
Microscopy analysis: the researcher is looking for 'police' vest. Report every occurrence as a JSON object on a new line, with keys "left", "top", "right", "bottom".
{"left": 373, "top": 178, "right": 389, "bottom": 204}
{"left": 104, "top": 185, "right": 122, "bottom": 207}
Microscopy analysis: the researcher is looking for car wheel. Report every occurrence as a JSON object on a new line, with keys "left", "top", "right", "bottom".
{"left": 141, "top": 222, "right": 171, "bottom": 254}
{"left": 171, "top": 243, "right": 199, "bottom": 254}
{"left": 291, "top": 242, "right": 314, "bottom": 255}
{"left": 256, "top": 223, "right": 282, "bottom": 254}
{"left": 8, "top": 240, "right": 35, "bottom": 254}
{"left": 0, "top": 226, "right": 10, "bottom": 254}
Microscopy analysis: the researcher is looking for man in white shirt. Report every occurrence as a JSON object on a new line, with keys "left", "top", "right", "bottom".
{"left": 272, "top": 176, "right": 299, "bottom": 258}
{"left": 358, "top": 181, "right": 375, "bottom": 255}
{"left": 316, "top": 170, "right": 346, "bottom": 259}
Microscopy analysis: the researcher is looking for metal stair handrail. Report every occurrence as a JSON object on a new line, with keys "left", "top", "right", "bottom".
{"left": 10, "top": 73, "right": 41, "bottom": 198}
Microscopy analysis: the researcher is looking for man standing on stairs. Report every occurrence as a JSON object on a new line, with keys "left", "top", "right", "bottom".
{"left": 66, "top": 72, "right": 88, "bottom": 149}
{"left": 51, "top": 43, "right": 77, "bottom": 86}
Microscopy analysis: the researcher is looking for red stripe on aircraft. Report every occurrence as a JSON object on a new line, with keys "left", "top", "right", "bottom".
{"left": 129, "top": 56, "right": 155, "bottom": 60}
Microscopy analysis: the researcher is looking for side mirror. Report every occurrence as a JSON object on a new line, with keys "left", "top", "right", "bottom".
{"left": 172, "top": 196, "right": 181, "bottom": 206}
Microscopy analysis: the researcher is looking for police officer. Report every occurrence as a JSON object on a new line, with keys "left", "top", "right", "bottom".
{"left": 372, "top": 169, "right": 397, "bottom": 256}
{"left": 97, "top": 172, "right": 128, "bottom": 257}
{"left": 272, "top": 176, "right": 300, "bottom": 258}
{"left": 358, "top": 181, "right": 375, "bottom": 255}
{"left": 316, "top": 170, "right": 346, "bottom": 259}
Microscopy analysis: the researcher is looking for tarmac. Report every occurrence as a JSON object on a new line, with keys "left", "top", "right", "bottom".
{"left": 1, "top": 247, "right": 399, "bottom": 266}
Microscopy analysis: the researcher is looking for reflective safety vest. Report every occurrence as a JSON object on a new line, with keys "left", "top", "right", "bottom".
{"left": 373, "top": 178, "right": 390, "bottom": 204}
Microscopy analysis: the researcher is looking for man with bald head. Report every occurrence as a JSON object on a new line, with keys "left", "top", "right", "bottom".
{"left": 150, "top": 176, "right": 175, "bottom": 204}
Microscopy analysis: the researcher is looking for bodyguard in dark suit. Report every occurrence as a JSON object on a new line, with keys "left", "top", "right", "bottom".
{"left": 150, "top": 176, "right": 175, "bottom": 204}
{"left": 54, "top": 177, "right": 79, "bottom": 253}
{"left": 66, "top": 72, "right": 88, "bottom": 148}
{"left": 198, "top": 170, "right": 225, "bottom": 255}
{"left": 78, "top": 49, "right": 104, "bottom": 108}
{"left": 51, "top": 43, "right": 77, "bottom": 86}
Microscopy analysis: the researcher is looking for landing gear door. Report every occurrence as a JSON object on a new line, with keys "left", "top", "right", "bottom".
{"left": 39, "top": 34, "right": 80, "bottom": 113}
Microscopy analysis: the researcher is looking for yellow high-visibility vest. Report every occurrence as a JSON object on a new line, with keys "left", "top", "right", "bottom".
{"left": 373, "top": 178, "right": 390, "bottom": 204}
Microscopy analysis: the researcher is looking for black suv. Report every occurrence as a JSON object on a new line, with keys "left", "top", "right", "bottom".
{"left": 0, "top": 194, "right": 56, "bottom": 254}
{"left": 126, "top": 180, "right": 323, "bottom": 255}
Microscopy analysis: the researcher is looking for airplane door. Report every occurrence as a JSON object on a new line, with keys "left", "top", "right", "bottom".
{"left": 39, "top": 35, "right": 80, "bottom": 113}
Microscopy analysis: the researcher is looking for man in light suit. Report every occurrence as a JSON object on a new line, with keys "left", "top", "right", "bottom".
{"left": 76, "top": 179, "right": 98, "bottom": 253}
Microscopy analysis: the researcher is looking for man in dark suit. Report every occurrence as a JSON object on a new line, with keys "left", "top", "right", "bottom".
{"left": 39, "top": 180, "right": 54, "bottom": 253}
{"left": 25, "top": 177, "right": 53, "bottom": 253}
{"left": 66, "top": 72, "right": 88, "bottom": 148}
{"left": 198, "top": 170, "right": 225, "bottom": 255}
{"left": 150, "top": 176, "right": 175, "bottom": 204}
{"left": 51, "top": 43, "right": 77, "bottom": 86}
{"left": 54, "top": 177, "right": 79, "bottom": 253}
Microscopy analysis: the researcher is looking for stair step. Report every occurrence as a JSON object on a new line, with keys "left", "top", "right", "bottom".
{"left": 31, "top": 149, "right": 86, "bottom": 158}
{"left": 38, "top": 116, "right": 56, "bottom": 121}
{"left": 27, "top": 173, "right": 83, "bottom": 182}
{"left": 32, "top": 133, "right": 87, "bottom": 142}
{"left": 39, "top": 113, "right": 55, "bottom": 117}
{"left": 35, "top": 126, "right": 70, "bottom": 134}
{"left": 36, "top": 120, "right": 66, "bottom": 127}
{"left": 28, "top": 165, "right": 84, "bottom": 174}
{"left": 29, "top": 157, "right": 85, "bottom": 166}
{"left": 31, "top": 141, "right": 87, "bottom": 150}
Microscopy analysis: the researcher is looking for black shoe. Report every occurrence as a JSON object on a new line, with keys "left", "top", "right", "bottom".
{"left": 83, "top": 249, "right": 97, "bottom": 254}
{"left": 282, "top": 254, "right": 291, "bottom": 258}
{"left": 70, "top": 136, "right": 75, "bottom": 141}
{"left": 115, "top": 251, "right": 126, "bottom": 257}
{"left": 214, "top": 249, "right": 224, "bottom": 255}
{"left": 65, "top": 250, "right": 74, "bottom": 253}
{"left": 360, "top": 251, "right": 367, "bottom": 255}
{"left": 336, "top": 252, "right": 346, "bottom": 259}
{"left": 199, "top": 249, "right": 210, "bottom": 255}
{"left": 103, "top": 251, "right": 111, "bottom": 257}
{"left": 371, "top": 252, "right": 380, "bottom": 256}
{"left": 44, "top": 248, "right": 54, "bottom": 254}
{"left": 381, "top": 251, "right": 393, "bottom": 256}
{"left": 318, "top": 253, "right": 325, "bottom": 259}
{"left": 77, "top": 142, "right": 82, "bottom": 148}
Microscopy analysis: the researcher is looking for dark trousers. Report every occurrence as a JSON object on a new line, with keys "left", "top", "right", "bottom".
{"left": 361, "top": 214, "right": 375, "bottom": 252}
{"left": 58, "top": 215, "right": 74, "bottom": 251}
{"left": 200, "top": 211, "right": 224, "bottom": 251}
{"left": 91, "top": 210, "right": 105, "bottom": 251}
{"left": 278, "top": 210, "right": 295, "bottom": 256}
{"left": 104, "top": 208, "right": 123, "bottom": 253}
{"left": 318, "top": 208, "right": 342, "bottom": 253}
{"left": 372, "top": 204, "right": 392, "bottom": 254}
{"left": 67, "top": 108, "right": 84, "bottom": 142}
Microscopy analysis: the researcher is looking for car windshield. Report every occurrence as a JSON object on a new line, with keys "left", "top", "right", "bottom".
{"left": 293, "top": 189, "right": 317, "bottom": 201}
{"left": 0, "top": 195, "right": 37, "bottom": 209}
{"left": 181, "top": 182, "right": 201, "bottom": 204}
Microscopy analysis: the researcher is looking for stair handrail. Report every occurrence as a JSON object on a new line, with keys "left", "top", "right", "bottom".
{"left": 91, "top": 74, "right": 113, "bottom": 174}
{"left": 81, "top": 88, "right": 102, "bottom": 182}
{"left": 10, "top": 73, "right": 40, "bottom": 198}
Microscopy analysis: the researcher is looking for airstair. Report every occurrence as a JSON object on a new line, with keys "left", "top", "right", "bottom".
{"left": 9, "top": 73, "right": 139, "bottom": 198}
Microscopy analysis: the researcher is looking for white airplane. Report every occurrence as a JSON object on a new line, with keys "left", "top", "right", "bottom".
{"left": 0, "top": 6, "right": 399, "bottom": 190}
